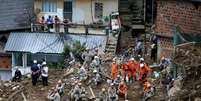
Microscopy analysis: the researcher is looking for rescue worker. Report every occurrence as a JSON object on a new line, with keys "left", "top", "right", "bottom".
{"left": 70, "top": 82, "right": 85, "bottom": 101}
{"left": 47, "top": 87, "right": 61, "bottom": 101}
{"left": 13, "top": 67, "right": 22, "bottom": 82}
{"left": 98, "top": 88, "right": 108, "bottom": 101}
{"left": 114, "top": 75, "right": 122, "bottom": 86}
{"left": 41, "top": 62, "right": 48, "bottom": 86}
{"left": 111, "top": 59, "right": 118, "bottom": 82}
{"left": 139, "top": 58, "right": 152, "bottom": 82}
{"left": 31, "top": 60, "right": 40, "bottom": 86}
{"left": 92, "top": 69, "right": 102, "bottom": 85}
{"left": 159, "top": 57, "right": 170, "bottom": 71}
{"left": 79, "top": 65, "right": 87, "bottom": 81}
{"left": 91, "top": 56, "right": 101, "bottom": 72}
{"left": 127, "top": 58, "right": 138, "bottom": 82}
{"left": 108, "top": 83, "right": 118, "bottom": 101}
{"left": 82, "top": 48, "right": 93, "bottom": 68}
{"left": 56, "top": 80, "right": 64, "bottom": 96}
{"left": 121, "top": 61, "right": 129, "bottom": 81}
{"left": 117, "top": 81, "right": 128, "bottom": 100}
{"left": 143, "top": 80, "right": 155, "bottom": 100}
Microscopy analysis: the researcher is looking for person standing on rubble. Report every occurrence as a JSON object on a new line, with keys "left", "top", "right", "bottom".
{"left": 111, "top": 58, "right": 118, "bottom": 82}
{"left": 31, "top": 60, "right": 40, "bottom": 86}
{"left": 82, "top": 48, "right": 93, "bottom": 69}
{"left": 121, "top": 61, "right": 129, "bottom": 82}
{"left": 135, "top": 39, "right": 143, "bottom": 56}
{"left": 139, "top": 58, "right": 152, "bottom": 82}
{"left": 56, "top": 80, "right": 64, "bottom": 96}
{"left": 91, "top": 56, "right": 101, "bottom": 72}
{"left": 41, "top": 62, "right": 48, "bottom": 86}
{"left": 128, "top": 58, "right": 138, "bottom": 82}
{"left": 79, "top": 64, "right": 87, "bottom": 81}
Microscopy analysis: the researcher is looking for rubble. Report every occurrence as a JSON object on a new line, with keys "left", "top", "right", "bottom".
{"left": 0, "top": 81, "right": 27, "bottom": 101}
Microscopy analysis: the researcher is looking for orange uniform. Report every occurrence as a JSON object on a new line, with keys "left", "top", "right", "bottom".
{"left": 143, "top": 81, "right": 151, "bottom": 93}
{"left": 118, "top": 83, "right": 128, "bottom": 95}
{"left": 121, "top": 63, "right": 129, "bottom": 80}
{"left": 139, "top": 63, "right": 152, "bottom": 81}
{"left": 127, "top": 61, "right": 138, "bottom": 80}
{"left": 111, "top": 63, "right": 118, "bottom": 80}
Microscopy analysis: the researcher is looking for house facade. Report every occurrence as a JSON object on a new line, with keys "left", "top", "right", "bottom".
{"left": 0, "top": 0, "right": 34, "bottom": 80}
{"left": 34, "top": 0, "right": 118, "bottom": 24}
{"left": 153, "top": 0, "right": 201, "bottom": 59}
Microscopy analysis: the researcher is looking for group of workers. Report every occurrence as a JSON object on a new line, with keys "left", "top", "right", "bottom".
{"left": 31, "top": 60, "right": 49, "bottom": 86}
{"left": 111, "top": 57, "right": 153, "bottom": 100}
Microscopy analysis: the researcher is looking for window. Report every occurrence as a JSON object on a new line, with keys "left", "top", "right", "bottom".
{"left": 42, "top": 0, "right": 57, "bottom": 12}
{"left": 95, "top": 2, "right": 103, "bottom": 19}
{"left": 14, "top": 53, "right": 23, "bottom": 66}
{"left": 64, "top": 1, "right": 72, "bottom": 20}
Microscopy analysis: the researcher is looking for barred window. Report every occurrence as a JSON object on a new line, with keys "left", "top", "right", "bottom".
{"left": 42, "top": 0, "right": 57, "bottom": 12}
{"left": 95, "top": 3, "right": 103, "bottom": 19}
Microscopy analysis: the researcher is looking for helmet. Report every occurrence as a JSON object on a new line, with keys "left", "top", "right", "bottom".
{"left": 140, "top": 63, "right": 144, "bottom": 68}
{"left": 33, "top": 60, "right": 37, "bottom": 63}
{"left": 130, "top": 58, "right": 135, "bottom": 61}
{"left": 102, "top": 88, "right": 106, "bottom": 92}
{"left": 94, "top": 56, "right": 99, "bottom": 59}
{"left": 140, "top": 58, "right": 144, "bottom": 61}
{"left": 93, "top": 69, "right": 97, "bottom": 73}
{"left": 42, "top": 62, "right": 47, "bottom": 65}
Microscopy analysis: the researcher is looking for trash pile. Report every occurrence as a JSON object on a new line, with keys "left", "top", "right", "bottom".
{"left": 0, "top": 81, "right": 27, "bottom": 101}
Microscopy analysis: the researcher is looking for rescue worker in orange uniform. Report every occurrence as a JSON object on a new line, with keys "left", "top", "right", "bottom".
{"left": 143, "top": 80, "right": 151, "bottom": 93}
{"left": 127, "top": 58, "right": 138, "bottom": 81}
{"left": 121, "top": 61, "right": 129, "bottom": 81}
{"left": 111, "top": 59, "right": 118, "bottom": 81}
{"left": 117, "top": 81, "right": 128, "bottom": 100}
{"left": 139, "top": 58, "right": 152, "bottom": 82}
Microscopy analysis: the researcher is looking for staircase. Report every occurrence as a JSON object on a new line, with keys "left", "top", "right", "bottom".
{"left": 105, "top": 35, "right": 118, "bottom": 54}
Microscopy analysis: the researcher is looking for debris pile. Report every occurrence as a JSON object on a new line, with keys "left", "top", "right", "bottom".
{"left": 0, "top": 81, "right": 27, "bottom": 101}
{"left": 171, "top": 45, "right": 201, "bottom": 100}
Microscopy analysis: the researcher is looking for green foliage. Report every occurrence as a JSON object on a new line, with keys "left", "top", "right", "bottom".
{"left": 71, "top": 41, "right": 86, "bottom": 60}
{"left": 63, "top": 43, "right": 71, "bottom": 57}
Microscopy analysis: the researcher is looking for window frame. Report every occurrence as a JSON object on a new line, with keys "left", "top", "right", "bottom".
{"left": 42, "top": 0, "right": 57, "bottom": 13}
{"left": 94, "top": 2, "right": 103, "bottom": 19}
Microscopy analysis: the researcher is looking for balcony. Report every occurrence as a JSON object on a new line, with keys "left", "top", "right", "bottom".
{"left": 31, "top": 21, "right": 108, "bottom": 35}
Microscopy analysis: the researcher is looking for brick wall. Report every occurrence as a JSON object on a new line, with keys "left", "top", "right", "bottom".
{"left": 154, "top": 0, "right": 201, "bottom": 36}
{"left": 154, "top": 0, "right": 201, "bottom": 59}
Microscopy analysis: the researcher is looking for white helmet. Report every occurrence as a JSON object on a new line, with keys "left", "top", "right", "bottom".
{"left": 130, "top": 58, "right": 135, "bottom": 61}
{"left": 93, "top": 69, "right": 97, "bottom": 73}
{"left": 94, "top": 56, "right": 99, "bottom": 59}
{"left": 140, "top": 58, "right": 144, "bottom": 61}
{"left": 42, "top": 62, "right": 47, "bottom": 65}
{"left": 33, "top": 60, "right": 37, "bottom": 63}
{"left": 140, "top": 63, "right": 144, "bottom": 68}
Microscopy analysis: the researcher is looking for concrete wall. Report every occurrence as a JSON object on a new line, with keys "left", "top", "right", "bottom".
{"left": 72, "top": 0, "right": 118, "bottom": 24}
{"left": 34, "top": 0, "right": 64, "bottom": 21}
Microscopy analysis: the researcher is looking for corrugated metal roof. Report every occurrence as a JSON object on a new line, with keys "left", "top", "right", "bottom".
{"left": 5, "top": 32, "right": 64, "bottom": 54}
{"left": 4, "top": 32, "right": 107, "bottom": 54}
{"left": 64, "top": 34, "right": 107, "bottom": 50}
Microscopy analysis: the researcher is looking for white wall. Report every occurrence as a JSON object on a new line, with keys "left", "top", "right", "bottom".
{"left": 72, "top": 0, "right": 118, "bottom": 24}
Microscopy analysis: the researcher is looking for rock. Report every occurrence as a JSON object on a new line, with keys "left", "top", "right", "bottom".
{"left": 168, "top": 86, "right": 181, "bottom": 97}
{"left": 195, "top": 98, "right": 201, "bottom": 101}
{"left": 0, "top": 97, "right": 2, "bottom": 101}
